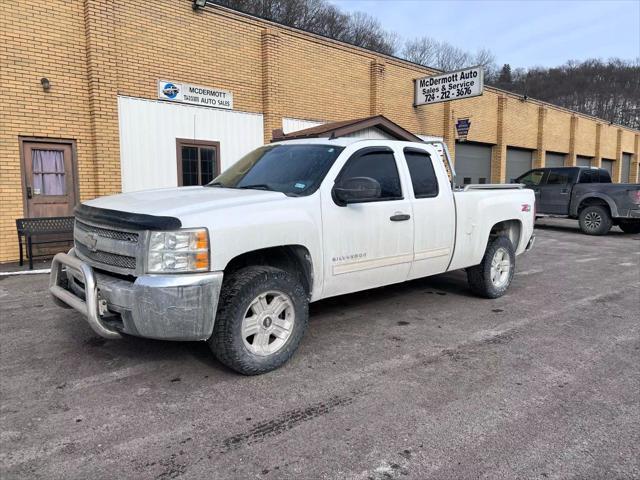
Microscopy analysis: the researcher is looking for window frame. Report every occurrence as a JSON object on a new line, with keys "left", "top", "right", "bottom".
{"left": 334, "top": 146, "right": 404, "bottom": 204}
{"left": 403, "top": 147, "right": 439, "bottom": 199}
{"left": 175, "top": 138, "right": 221, "bottom": 187}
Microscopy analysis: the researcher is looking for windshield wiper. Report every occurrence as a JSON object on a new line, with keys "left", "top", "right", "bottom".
{"left": 237, "top": 184, "right": 273, "bottom": 191}
{"left": 206, "top": 182, "right": 224, "bottom": 187}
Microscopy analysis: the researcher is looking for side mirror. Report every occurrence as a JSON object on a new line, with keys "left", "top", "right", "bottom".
{"left": 510, "top": 178, "right": 518, "bottom": 184}
{"left": 332, "top": 176, "right": 381, "bottom": 206}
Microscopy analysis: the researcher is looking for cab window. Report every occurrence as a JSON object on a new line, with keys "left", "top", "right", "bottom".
{"left": 404, "top": 149, "right": 439, "bottom": 198}
{"left": 338, "top": 149, "right": 402, "bottom": 200}
{"left": 546, "top": 169, "right": 570, "bottom": 185}
{"left": 579, "top": 169, "right": 595, "bottom": 183}
{"left": 518, "top": 170, "right": 545, "bottom": 186}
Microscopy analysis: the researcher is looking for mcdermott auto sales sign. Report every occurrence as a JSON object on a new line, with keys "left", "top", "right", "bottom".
{"left": 157, "top": 80, "right": 233, "bottom": 110}
{"left": 414, "top": 66, "right": 484, "bottom": 106}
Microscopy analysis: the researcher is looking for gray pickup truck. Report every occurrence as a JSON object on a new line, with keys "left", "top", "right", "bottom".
{"left": 515, "top": 167, "right": 640, "bottom": 235}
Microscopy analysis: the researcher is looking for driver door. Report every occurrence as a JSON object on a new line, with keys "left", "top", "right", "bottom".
{"left": 320, "top": 146, "right": 414, "bottom": 299}
{"left": 518, "top": 169, "right": 546, "bottom": 210}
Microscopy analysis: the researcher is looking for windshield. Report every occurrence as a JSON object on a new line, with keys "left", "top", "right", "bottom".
{"left": 208, "top": 144, "right": 344, "bottom": 196}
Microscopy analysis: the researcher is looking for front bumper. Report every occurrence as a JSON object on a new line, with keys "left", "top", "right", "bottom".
{"left": 50, "top": 249, "right": 223, "bottom": 341}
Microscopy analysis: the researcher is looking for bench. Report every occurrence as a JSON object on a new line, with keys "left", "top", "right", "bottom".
{"left": 16, "top": 216, "right": 75, "bottom": 270}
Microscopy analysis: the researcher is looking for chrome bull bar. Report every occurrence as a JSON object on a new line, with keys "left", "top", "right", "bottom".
{"left": 50, "top": 252, "right": 122, "bottom": 339}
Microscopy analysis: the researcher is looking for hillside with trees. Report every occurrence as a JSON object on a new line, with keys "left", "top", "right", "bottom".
{"left": 492, "top": 59, "right": 640, "bottom": 129}
{"left": 212, "top": 0, "right": 639, "bottom": 129}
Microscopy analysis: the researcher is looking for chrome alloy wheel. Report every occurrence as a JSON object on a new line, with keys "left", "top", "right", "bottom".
{"left": 241, "top": 291, "right": 295, "bottom": 356}
{"left": 584, "top": 211, "right": 602, "bottom": 230}
{"left": 490, "top": 247, "right": 511, "bottom": 288}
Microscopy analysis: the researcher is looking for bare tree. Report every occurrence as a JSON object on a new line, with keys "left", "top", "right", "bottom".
{"left": 402, "top": 36, "right": 439, "bottom": 66}
{"left": 213, "top": 0, "right": 398, "bottom": 55}
{"left": 402, "top": 36, "right": 496, "bottom": 74}
{"left": 495, "top": 58, "right": 640, "bottom": 128}
{"left": 212, "top": 1, "right": 637, "bottom": 128}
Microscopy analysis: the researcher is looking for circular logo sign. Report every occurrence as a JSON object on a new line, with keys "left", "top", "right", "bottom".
{"left": 162, "top": 83, "right": 179, "bottom": 99}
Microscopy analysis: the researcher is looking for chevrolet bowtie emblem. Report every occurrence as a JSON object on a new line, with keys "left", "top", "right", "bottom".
{"left": 86, "top": 233, "right": 98, "bottom": 252}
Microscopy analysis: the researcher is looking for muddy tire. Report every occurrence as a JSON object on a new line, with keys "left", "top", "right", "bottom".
{"left": 208, "top": 266, "right": 308, "bottom": 375}
{"left": 467, "top": 236, "right": 516, "bottom": 299}
{"left": 578, "top": 205, "right": 611, "bottom": 235}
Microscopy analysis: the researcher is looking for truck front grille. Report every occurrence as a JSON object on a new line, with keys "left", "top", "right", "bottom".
{"left": 75, "top": 242, "right": 137, "bottom": 270}
{"left": 75, "top": 220, "right": 139, "bottom": 243}
{"left": 73, "top": 218, "right": 141, "bottom": 274}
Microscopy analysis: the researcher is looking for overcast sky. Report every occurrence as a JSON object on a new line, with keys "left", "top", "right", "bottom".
{"left": 330, "top": 0, "right": 640, "bottom": 68}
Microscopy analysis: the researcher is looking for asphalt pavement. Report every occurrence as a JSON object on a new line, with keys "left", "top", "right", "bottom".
{"left": 1, "top": 218, "right": 639, "bottom": 479}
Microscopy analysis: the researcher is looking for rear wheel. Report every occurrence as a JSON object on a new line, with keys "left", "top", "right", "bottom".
{"left": 467, "top": 236, "right": 516, "bottom": 299}
{"left": 619, "top": 221, "right": 640, "bottom": 234}
{"left": 208, "top": 266, "right": 308, "bottom": 375}
{"left": 578, "top": 205, "right": 611, "bottom": 235}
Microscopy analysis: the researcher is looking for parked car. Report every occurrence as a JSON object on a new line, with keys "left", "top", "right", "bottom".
{"left": 50, "top": 139, "right": 535, "bottom": 375}
{"left": 515, "top": 167, "right": 640, "bottom": 235}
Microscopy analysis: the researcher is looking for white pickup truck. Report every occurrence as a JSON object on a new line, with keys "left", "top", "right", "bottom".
{"left": 50, "top": 139, "right": 535, "bottom": 374}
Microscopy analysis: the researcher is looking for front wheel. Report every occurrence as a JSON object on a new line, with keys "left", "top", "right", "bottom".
{"left": 578, "top": 205, "right": 611, "bottom": 235}
{"left": 619, "top": 221, "right": 640, "bottom": 234}
{"left": 208, "top": 266, "right": 309, "bottom": 375}
{"left": 467, "top": 236, "right": 516, "bottom": 299}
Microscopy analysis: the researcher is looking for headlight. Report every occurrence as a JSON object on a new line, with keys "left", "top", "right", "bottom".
{"left": 147, "top": 228, "right": 209, "bottom": 273}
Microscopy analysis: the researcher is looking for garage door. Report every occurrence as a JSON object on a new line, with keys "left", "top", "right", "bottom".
{"left": 621, "top": 153, "right": 631, "bottom": 183}
{"left": 576, "top": 156, "right": 592, "bottom": 167}
{"left": 545, "top": 152, "right": 565, "bottom": 168}
{"left": 506, "top": 148, "right": 533, "bottom": 183}
{"left": 601, "top": 159, "right": 614, "bottom": 177}
{"left": 454, "top": 142, "right": 492, "bottom": 187}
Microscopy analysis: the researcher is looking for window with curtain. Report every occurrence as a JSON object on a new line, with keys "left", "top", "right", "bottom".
{"left": 32, "top": 149, "right": 65, "bottom": 195}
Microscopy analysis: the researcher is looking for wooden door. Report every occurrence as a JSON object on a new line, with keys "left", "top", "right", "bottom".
{"left": 21, "top": 141, "right": 77, "bottom": 218}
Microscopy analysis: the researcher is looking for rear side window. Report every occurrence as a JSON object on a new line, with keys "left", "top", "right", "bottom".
{"left": 546, "top": 169, "right": 570, "bottom": 185}
{"left": 404, "top": 149, "right": 439, "bottom": 198}
{"left": 579, "top": 169, "right": 594, "bottom": 183}
{"left": 339, "top": 149, "right": 402, "bottom": 199}
{"left": 598, "top": 169, "right": 612, "bottom": 183}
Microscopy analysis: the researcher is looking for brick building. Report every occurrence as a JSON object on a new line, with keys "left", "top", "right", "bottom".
{"left": 1, "top": 0, "right": 639, "bottom": 263}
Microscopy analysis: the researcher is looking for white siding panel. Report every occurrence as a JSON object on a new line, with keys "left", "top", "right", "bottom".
{"left": 282, "top": 117, "right": 325, "bottom": 134}
{"left": 343, "top": 127, "right": 395, "bottom": 140}
{"left": 118, "top": 96, "right": 263, "bottom": 192}
{"left": 283, "top": 118, "right": 398, "bottom": 141}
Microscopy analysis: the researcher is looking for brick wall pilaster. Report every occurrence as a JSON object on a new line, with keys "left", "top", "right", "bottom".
{"left": 567, "top": 115, "right": 578, "bottom": 166}
{"left": 84, "top": 0, "right": 120, "bottom": 196}
{"left": 262, "top": 28, "right": 282, "bottom": 143}
{"left": 631, "top": 134, "right": 640, "bottom": 183}
{"left": 535, "top": 106, "right": 547, "bottom": 168}
{"left": 370, "top": 60, "right": 385, "bottom": 116}
{"left": 594, "top": 123, "right": 602, "bottom": 168}
{"left": 614, "top": 128, "right": 623, "bottom": 183}
{"left": 443, "top": 102, "right": 456, "bottom": 167}
{"left": 491, "top": 96, "right": 507, "bottom": 183}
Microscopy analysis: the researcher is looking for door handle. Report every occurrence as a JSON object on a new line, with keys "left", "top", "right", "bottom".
{"left": 390, "top": 214, "right": 410, "bottom": 222}
{"left": 26, "top": 186, "right": 33, "bottom": 199}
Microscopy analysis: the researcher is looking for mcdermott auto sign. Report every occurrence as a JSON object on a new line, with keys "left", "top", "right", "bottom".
{"left": 414, "top": 66, "right": 484, "bottom": 106}
{"left": 157, "top": 80, "right": 233, "bottom": 110}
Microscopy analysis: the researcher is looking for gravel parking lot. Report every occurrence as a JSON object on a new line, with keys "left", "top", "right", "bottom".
{"left": 1, "top": 219, "right": 639, "bottom": 480}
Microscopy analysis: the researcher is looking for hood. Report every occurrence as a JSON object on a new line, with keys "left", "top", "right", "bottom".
{"left": 83, "top": 186, "right": 288, "bottom": 220}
